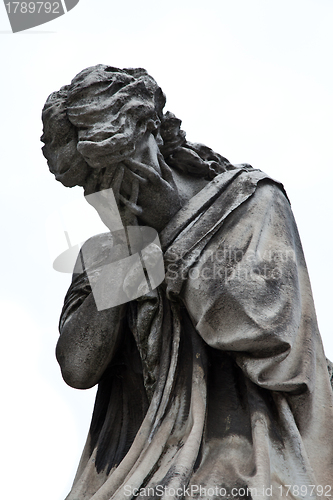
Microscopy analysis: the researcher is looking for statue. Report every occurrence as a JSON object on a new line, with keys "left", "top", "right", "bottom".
{"left": 41, "top": 65, "right": 333, "bottom": 500}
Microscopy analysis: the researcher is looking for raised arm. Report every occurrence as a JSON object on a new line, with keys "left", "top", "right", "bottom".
{"left": 56, "top": 296, "right": 125, "bottom": 390}
{"left": 56, "top": 234, "right": 126, "bottom": 390}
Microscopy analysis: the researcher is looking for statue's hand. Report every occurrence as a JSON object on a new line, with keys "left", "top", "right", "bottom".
{"left": 123, "top": 154, "right": 182, "bottom": 231}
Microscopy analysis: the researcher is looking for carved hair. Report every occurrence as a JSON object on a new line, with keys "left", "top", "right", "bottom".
{"left": 41, "top": 65, "right": 233, "bottom": 190}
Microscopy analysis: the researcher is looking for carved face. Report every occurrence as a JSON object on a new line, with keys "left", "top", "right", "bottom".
{"left": 41, "top": 92, "right": 90, "bottom": 187}
{"left": 41, "top": 65, "right": 165, "bottom": 189}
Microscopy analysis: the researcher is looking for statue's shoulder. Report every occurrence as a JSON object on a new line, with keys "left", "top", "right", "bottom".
{"left": 73, "top": 232, "right": 115, "bottom": 274}
{"left": 216, "top": 163, "right": 289, "bottom": 204}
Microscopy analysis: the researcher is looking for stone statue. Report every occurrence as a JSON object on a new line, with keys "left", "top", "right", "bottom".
{"left": 41, "top": 66, "right": 333, "bottom": 500}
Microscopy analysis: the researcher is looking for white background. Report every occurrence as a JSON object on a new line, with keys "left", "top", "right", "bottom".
{"left": 1, "top": 1, "right": 332, "bottom": 498}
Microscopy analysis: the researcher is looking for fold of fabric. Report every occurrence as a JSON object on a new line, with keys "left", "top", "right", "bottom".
{"left": 62, "top": 168, "right": 333, "bottom": 500}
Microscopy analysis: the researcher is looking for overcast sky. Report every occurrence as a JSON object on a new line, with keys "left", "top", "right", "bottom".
{"left": 1, "top": 1, "right": 333, "bottom": 499}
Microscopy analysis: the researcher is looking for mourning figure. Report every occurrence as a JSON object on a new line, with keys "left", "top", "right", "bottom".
{"left": 41, "top": 65, "right": 333, "bottom": 500}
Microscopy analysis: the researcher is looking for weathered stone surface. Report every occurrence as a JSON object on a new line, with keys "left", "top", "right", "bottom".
{"left": 327, "top": 358, "right": 333, "bottom": 390}
{"left": 42, "top": 65, "right": 333, "bottom": 500}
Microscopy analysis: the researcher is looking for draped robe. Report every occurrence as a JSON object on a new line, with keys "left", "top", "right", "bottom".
{"left": 60, "top": 167, "right": 333, "bottom": 500}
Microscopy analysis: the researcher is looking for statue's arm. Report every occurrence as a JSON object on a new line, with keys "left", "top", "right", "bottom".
{"left": 56, "top": 294, "right": 125, "bottom": 389}
{"left": 182, "top": 181, "right": 322, "bottom": 393}
{"left": 56, "top": 236, "right": 125, "bottom": 390}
